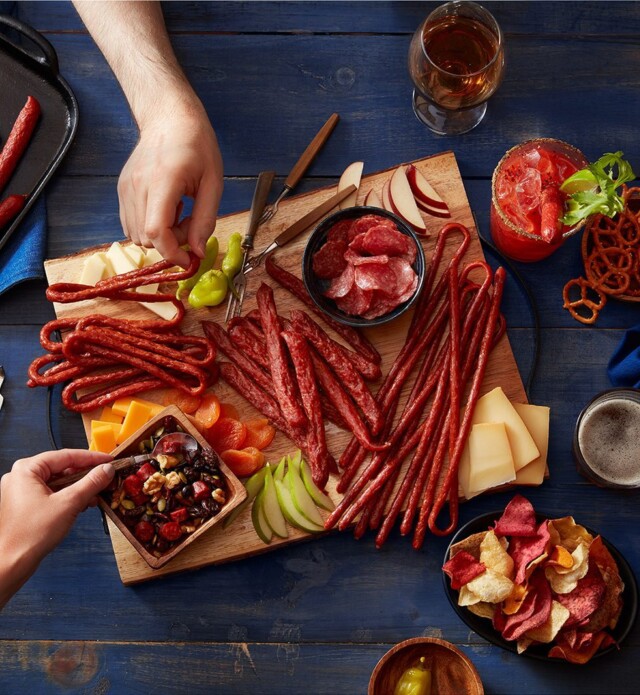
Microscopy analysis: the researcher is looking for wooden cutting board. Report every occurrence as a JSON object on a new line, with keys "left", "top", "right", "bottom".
{"left": 44, "top": 151, "right": 527, "bottom": 585}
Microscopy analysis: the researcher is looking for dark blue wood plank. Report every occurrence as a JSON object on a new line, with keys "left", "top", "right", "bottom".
{"left": 19, "top": 32, "right": 640, "bottom": 180}
{"left": 16, "top": 1, "right": 640, "bottom": 36}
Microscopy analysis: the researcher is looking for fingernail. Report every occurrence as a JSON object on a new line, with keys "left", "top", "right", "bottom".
{"left": 197, "top": 240, "right": 206, "bottom": 258}
{"left": 102, "top": 463, "right": 115, "bottom": 478}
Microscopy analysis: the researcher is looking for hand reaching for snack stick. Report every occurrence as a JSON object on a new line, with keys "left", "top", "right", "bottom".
{"left": 0, "top": 450, "right": 114, "bottom": 609}
{"left": 73, "top": 1, "right": 224, "bottom": 268}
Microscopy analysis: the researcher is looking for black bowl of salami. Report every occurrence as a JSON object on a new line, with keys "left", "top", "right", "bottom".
{"left": 303, "top": 206, "right": 425, "bottom": 327}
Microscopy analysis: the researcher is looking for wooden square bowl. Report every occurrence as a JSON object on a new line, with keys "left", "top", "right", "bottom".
{"left": 99, "top": 405, "right": 246, "bottom": 570}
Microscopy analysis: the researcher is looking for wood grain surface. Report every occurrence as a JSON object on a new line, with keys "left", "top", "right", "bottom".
{"left": 44, "top": 151, "right": 526, "bottom": 584}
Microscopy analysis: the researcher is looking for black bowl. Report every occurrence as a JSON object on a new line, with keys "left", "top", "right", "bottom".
{"left": 442, "top": 511, "right": 638, "bottom": 663}
{"left": 302, "top": 206, "right": 425, "bottom": 327}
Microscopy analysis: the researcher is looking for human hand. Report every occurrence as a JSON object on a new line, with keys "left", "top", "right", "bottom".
{"left": 0, "top": 449, "right": 114, "bottom": 608}
{"left": 118, "top": 101, "right": 224, "bottom": 268}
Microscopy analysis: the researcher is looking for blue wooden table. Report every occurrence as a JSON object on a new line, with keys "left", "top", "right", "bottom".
{"left": 0, "top": 2, "right": 639, "bottom": 693}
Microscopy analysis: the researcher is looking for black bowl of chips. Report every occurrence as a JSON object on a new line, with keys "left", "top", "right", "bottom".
{"left": 302, "top": 206, "right": 425, "bottom": 327}
{"left": 442, "top": 496, "right": 637, "bottom": 663}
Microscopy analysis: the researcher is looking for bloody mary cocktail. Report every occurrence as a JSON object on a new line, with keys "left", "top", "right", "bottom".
{"left": 491, "top": 138, "right": 588, "bottom": 262}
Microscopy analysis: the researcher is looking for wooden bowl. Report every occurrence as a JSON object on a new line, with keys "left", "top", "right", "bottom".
{"left": 368, "top": 637, "right": 483, "bottom": 695}
{"left": 99, "top": 405, "right": 246, "bottom": 570}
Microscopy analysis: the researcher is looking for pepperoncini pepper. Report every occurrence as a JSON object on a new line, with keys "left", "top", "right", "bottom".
{"left": 221, "top": 232, "right": 243, "bottom": 297}
{"left": 176, "top": 234, "right": 219, "bottom": 299}
{"left": 393, "top": 657, "right": 432, "bottom": 695}
{"left": 187, "top": 269, "right": 228, "bottom": 308}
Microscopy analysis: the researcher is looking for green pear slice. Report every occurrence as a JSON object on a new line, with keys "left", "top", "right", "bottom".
{"left": 288, "top": 449, "right": 302, "bottom": 471}
{"left": 286, "top": 464, "right": 324, "bottom": 527}
{"left": 262, "top": 465, "right": 288, "bottom": 538}
{"left": 251, "top": 488, "right": 273, "bottom": 544}
{"left": 274, "top": 479, "right": 324, "bottom": 534}
{"left": 300, "top": 460, "right": 335, "bottom": 512}
{"left": 223, "top": 466, "right": 268, "bottom": 528}
{"left": 273, "top": 456, "right": 287, "bottom": 482}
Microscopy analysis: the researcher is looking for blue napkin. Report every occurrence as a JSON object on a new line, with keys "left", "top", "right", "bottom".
{"left": 607, "top": 323, "right": 640, "bottom": 388}
{"left": 0, "top": 196, "right": 47, "bottom": 295}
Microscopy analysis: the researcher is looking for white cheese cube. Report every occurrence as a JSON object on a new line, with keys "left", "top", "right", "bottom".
{"left": 513, "top": 403, "right": 550, "bottom": 486}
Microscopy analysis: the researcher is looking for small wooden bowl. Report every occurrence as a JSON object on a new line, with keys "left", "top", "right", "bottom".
{"left": 368, "top": 637, "right": 483, "bottom": 695}
{"left": 99, "top": 405, "right": 246, "bottom": 570}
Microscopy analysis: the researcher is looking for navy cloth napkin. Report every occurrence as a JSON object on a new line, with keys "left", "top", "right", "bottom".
{"left": 607, "top": 323, "right": 640, "bottom": 388}
{"left": 0, "top": 196, "right": 47, "bottom": 295}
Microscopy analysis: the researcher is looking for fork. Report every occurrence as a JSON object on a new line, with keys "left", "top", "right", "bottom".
{"left": 259, "top": 112, "right": 339, "bottom": 225}
{"left": 225, "top": 170, "right": 275, "bottom": 322}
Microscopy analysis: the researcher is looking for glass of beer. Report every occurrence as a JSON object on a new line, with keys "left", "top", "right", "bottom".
{"left": 573, "top": 389, "right": 640, "bottom": 489}
{"left": 408, "top": 1, "right": 505, "bottom": 135}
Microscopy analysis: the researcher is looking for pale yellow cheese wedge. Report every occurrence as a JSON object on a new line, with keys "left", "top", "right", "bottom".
{"left": 463, "top": 422, "right": 516, "bottom": 499}
{"left": 513, "top": 402, "right": 550, "bottom": 486}
{"left": 106, "top": 241, "right": 138, "bottom": 275}
{"left": 79, "top": 252, "right": 108, "bottom": 285}
{"left": 468, "top": 387, "right": 539, "bottom": 471}
{"left": 122, "top": 243, "right": 146, "bottom": 268}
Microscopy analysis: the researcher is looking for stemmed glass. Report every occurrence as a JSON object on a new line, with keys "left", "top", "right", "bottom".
{"left": 408, "top": 1, "right": 505, "bottom": 135}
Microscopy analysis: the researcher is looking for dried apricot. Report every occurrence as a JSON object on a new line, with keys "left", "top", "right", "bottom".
{"left": 205, "top": 417, "right": 247, "bottom": 452}
{"left": 243, "top": 418, "right": 276, "bottom": 450}
{"left": 194, "top": 392, "right": 221, "bottom": 429}
{"left": 220, "top": 447, "right": 265, "bottom": 477}
{"left": 162, "top": 388, "right": 201, "bottom": 415}
{"left": 219, "top": 402, "right": 240, "bottom": 420}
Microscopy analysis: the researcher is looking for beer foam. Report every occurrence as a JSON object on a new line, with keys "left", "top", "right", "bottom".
{"left": 578, "top": 397, "right": 640, "bottom": 486}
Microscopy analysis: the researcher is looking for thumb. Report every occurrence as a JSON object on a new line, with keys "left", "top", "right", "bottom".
{"left": 60, "top": 463, "right": 115, "bottom": 512}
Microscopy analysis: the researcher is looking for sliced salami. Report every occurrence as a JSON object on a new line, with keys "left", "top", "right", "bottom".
{"left": 336, "top": 283, "right": 374, "bottom": 316}
{"left": 354, "top": 261, "right": 398, "bottom": 292}
{"left": 324, "top": 264, "right": 355, "bottom": 299}
{"left": 353, "top": 224, "right": 417, "bottom": 262}
{"left": 350, "top": 213, "right": 395, "bottom": 240}
{"left": 312, "top": 238, "right": 348, "bottom": 279}
{"left": 327, "top": 219, "right": 354, "bottom": 245}
{"left": 344, "top": 247, "right": 389, "bottom": 266}
{"left": 385, "top": 257, "right": 417, "bottom": 297}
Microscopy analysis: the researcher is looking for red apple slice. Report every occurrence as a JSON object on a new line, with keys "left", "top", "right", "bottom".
{"left": 406, "top": 164, "right": 450, "bottom": 212}
{"left": 415, "top": 196, "right": 452, "bottom": 219}
{"left": 388, "top": 166, "right": 428, "bottom": 235}
{"left": 381, "top": 178, "right": 393, "bottom": 212}
{"left": 337, "top": 161, "right": 364, "bottom": 209}
{"left": 363, "top": 187, "right": 383, "bottom": 208}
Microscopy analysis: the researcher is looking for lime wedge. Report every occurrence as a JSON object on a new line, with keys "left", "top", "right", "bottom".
{"left": 560, "top": 169, "right": 597, "bottom": 194}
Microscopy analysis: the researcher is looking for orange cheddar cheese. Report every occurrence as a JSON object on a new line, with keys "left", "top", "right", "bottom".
{"left": 90, "top": 420, "right": 123, "bottom": 440}
{"left": 88, "top": 438, "right": 98, "bottom": 452}
{"left": 92, "top": 426, "right": 117, "bottom": 453}
{"left": 116, "top": 400, "right": 153, "bottom": 444}
{"left": 99, "top": 406, "right": 123, "bottom": 424}
{"left": 111, "top": 397, "right": 164, "bottom": 419}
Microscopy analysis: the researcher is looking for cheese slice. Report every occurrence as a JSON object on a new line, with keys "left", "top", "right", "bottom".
{"left": 143, "top": 247, "right": 164, "bottom": 266}
{"left": 117, "top": 400, "right": 153, "bottom": 444}
{"left": 513, "top": 402, "right": 550, "bottom": 486}
{"left": 106, "top": 241, "right": 138, "bottom": 276}
{"left": 468, "top": 387, "right": 539, "bottom": 470}
{"left": 463, "top": 422, "right": 516, "bottom": 499}
{"left": 122, "top": 243, "right": 146, "bottom": 268}
{"left": 139, "top": 299, "right": 179, "bottom": 321}
{"left": 79, "top": 253, "right": 108, "bottom": 286}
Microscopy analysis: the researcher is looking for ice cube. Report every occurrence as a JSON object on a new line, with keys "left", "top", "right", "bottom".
{"left": 515, "top": 168, "right": 542, "bottom": 213}
{"left": 522, "top": 146, "right": 541, "bottom": 169}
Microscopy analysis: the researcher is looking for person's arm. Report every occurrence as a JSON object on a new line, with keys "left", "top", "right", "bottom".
{"left": 73, "top": 1, "right": 223, "bottom": 267}
{"left": 0, "top": 450, "right": 114, "bottom": 609}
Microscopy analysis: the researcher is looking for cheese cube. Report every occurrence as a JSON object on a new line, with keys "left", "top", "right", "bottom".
{"left": 99, "top": 406, "right": 123, "bottom": 424}
{"left": 463, "top": 422, "right": 516, "bottom": 499}
{"left": 92, "top": 426, "right": 117, "bottom": 453}
{"left": 467, "top": 387, "right": 539, "bottom": 471}
{"left": 122, "top": 243, "right": 146, "bottom": 268}
{"left": 88, "top": 438, "right": 98, "bottom": 452}
{"left": 90, "top": 420, "right": 123, "bottom": 440}
{"left": 139, "top": 300, "right": 179, "bottom": 321}
{"left": 79, "top": 253, "right": 108, "bottom": 286}
{"left": 106, "top": 241, "right": 138, "bottom": 276}
{"left": 143, "top": 248, "right": 164, "bottom": 266}
{"left": 117, "top": 401, "right": 152, "bottom": 444}
{"left": 111, "top": 397, "right": 164, "bottom": 419}
{"left": 513, "top": 402, "right": 550, "bottom": 486}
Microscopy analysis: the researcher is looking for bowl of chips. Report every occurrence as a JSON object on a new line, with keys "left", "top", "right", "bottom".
{"left": 442, "top": 495, "right": 637, "bottom": 663}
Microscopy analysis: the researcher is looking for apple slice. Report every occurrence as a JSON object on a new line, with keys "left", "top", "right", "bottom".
{"left": 262, "top": 465, "right": 288, "bottom": 538}
{"left": 286, "top": 464, "right": 324, "bottom": 527}
{"left": 338, "top": 161, "right": 364, "bottom": 209}
{"left": 223, "top": 466, "right": 268, "bottom": 529}
{"left": 415, "top": 196, "right": 452, "bottom": 219}
{"left": 273, "top": 456, "right": 287, "bottom": 482}
{"left": 405, "top": 164, "right": 449, "bottom": 212}
{"left": 251, "top": 488, "right": 273, "bottom": 544}
{"left": 388, "top": 166, "right": 428, "bottom": 235}
{"left": 275, "top": 479, "right": 324, "bottom": 534}
{"left": 363, "top": 187, "right": 383, "bottom": 208}
{"left": 300, "top": 460, "right": 335, "bottom": 512}
{"left": 381, "top": 177, "right": 393, "bottom": 213}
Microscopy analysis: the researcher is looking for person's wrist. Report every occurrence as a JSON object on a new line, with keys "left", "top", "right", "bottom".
{"left": 0, "top": 537, "right": 37, "bottom": 609}
{"left": 135, "top": 83, "right": 207, "bottom": 133}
